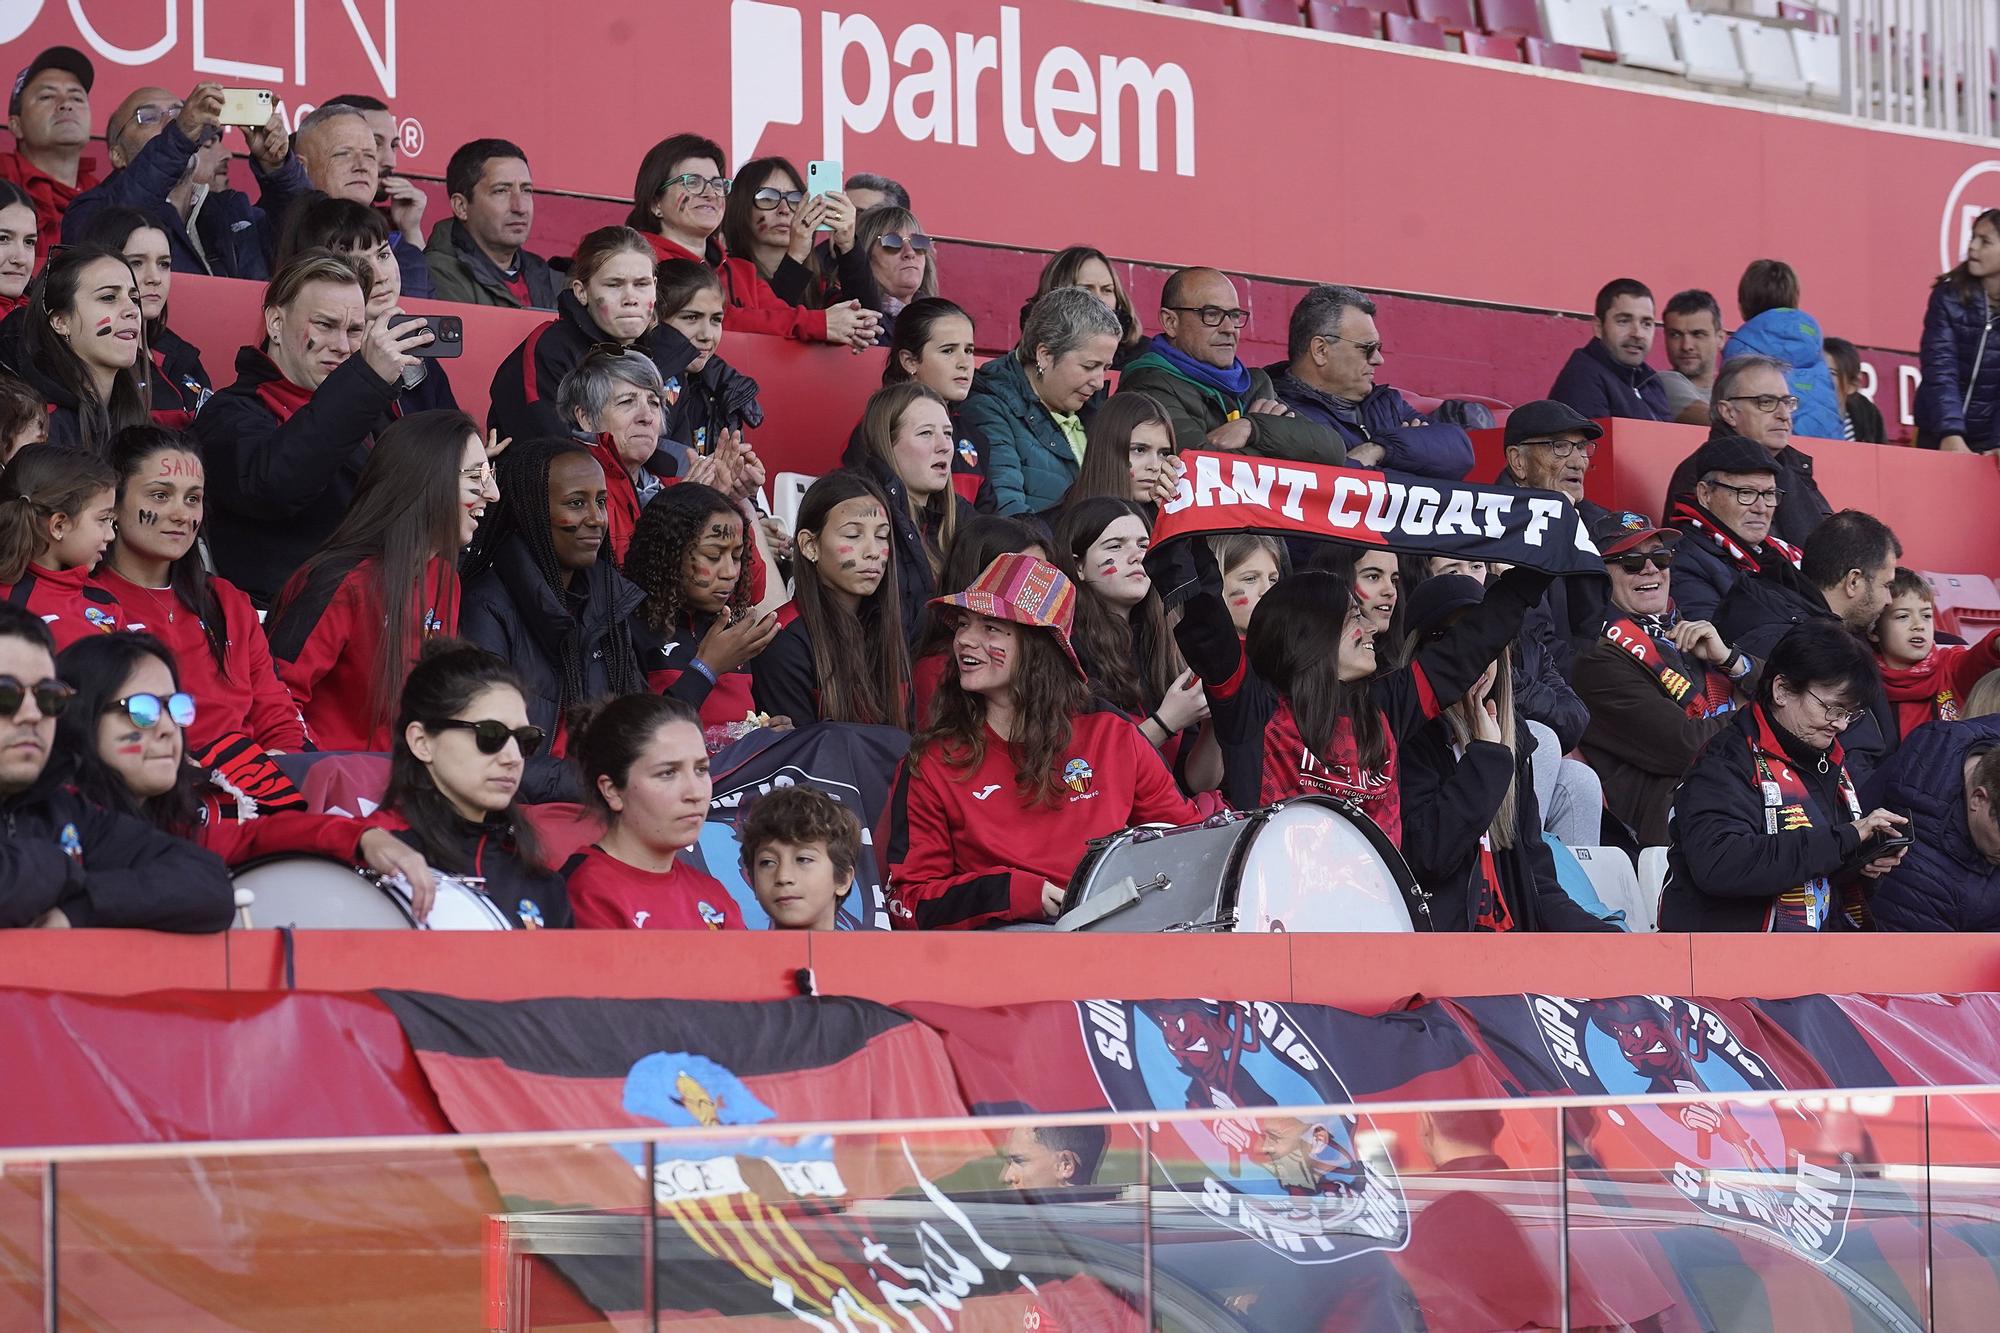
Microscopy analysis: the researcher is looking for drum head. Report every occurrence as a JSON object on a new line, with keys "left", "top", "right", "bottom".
{"left": 1231, "top": 799, "right": 1415, "bottom": 933}
{"left": 233, "top": 857, "right": 415, "bottom": 930}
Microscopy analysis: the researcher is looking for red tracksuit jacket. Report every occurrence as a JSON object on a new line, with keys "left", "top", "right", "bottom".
{"left": 641, "top": 232, "right": 830, "bottom": 342}
{"left": 266, "top": 556, "right": 458, "bottom": 752}
{"left": 880, "top": 704, "right": 1205, "bottom": 930}
{"left": 561, "top": 845, "right": 744, "bottom": 930}
{"left": 1878, "top": 635, "right": 2000, "bottom": 737}
{"left": 2, "top": 563, "right": 124, "bottom": 649}
{"left": 92, "top": 567, "right": 305, "bottom": 753}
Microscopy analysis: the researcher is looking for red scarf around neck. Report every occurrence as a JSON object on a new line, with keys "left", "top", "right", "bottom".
{"left": 1603, "top": 612, "right": 1736, "bottom": 719}
{"left": 1669, "top": 500, "right": 1801, "bottom": 574}
{"left": 1744, "top": 704, "right": 1865, "bottom": 932}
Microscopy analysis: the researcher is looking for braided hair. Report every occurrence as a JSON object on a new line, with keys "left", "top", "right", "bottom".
{"left": 625, "top": 482, "right": 750, "bottom": 635}
{"left": 480, "top": 437, "right": 645, "bottom": 720}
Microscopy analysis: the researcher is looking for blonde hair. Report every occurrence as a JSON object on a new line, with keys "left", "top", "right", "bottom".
{"left": 1965, "top": 668, "right": 2000, "bottom": 720}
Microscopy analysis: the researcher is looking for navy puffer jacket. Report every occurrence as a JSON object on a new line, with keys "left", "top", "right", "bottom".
{"left": 1862, "top": 717, "right": 2000, "bottom": 931}
{"left": 1915, "top": 283, "right": 2000, "bottom": 449}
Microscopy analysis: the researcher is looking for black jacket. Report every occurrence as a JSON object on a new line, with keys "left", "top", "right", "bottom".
{"left": 1660, "top": 503, "right": 1759, "bottom": 623}
{"left": 61, "top": 121, "right": 307, "bottom": 281}
{"left": 1661, "top": 707, "right": 1866, "bottom": 931}
{"left": 487, "top": 290, "right": 697, "bottom": 444}
{"left": 1845, "top": 392, "right": 1886, "bottom": 445}
{"left": 1547, "top": 338, "right": 1671, "bottom": 421}
{"left": 664, "top": 354, "right": 764, "bottom": 452}
{"left": 385, "top": 814, "right": 571, "bottom": 929}
{"left": 1864, "top": 718, "right": 2000, "bottom": 931}
{"left": 145, "top": 322, "right": 211, "bottom": 423}
{"left": 847, "top": 453, "right": 966, "bottom": 647}
{"left": 1665, "top": 435, "right": 1833, "bottom": 548}
{"left": 1513, "top": 601, "right": 1590, "bottom": 751}
{"left": 0, "top": 781, "right": 233, "bottom": 931}
{"left": 1399, "top": 716, "right": 1621, "bottom": 932}
{"left": 197, "top": 346, "right": 403, "bottom": 606}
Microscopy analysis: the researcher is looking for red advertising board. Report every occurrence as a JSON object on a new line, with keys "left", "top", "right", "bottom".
{"left": 4, "top": 0, "right": 1997, "bottom": 351}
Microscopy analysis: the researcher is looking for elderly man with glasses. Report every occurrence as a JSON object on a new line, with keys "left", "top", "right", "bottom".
{"left": 1116, "top": 266, "right": 1346, "bottom": 465}
{"left": 1665, "top": 354, "right": 1835, "bottom": 547}
{"left": 1573, "top": 508, "right": 1757, "bottom": 846}
{"left": 1268, "top": 283, "right": 1473, "bottom": 480}
{"left": 59, "top": 79, "right": 301, "bottom": 281}
{"left": 1661, "top": 435, "right": 1804, "bottom": 622}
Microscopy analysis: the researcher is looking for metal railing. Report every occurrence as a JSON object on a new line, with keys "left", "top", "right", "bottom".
{"left": 1845, "top": 0, "right": 1998, "bottom": 136}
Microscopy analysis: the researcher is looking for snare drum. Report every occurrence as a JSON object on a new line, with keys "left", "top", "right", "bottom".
{"left": 1058, "top": 796, "right": 1426, "bottom": 933}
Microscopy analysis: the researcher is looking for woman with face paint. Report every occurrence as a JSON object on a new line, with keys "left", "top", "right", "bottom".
{"left": 909, "top": 514, "right": 1046, "bottom": 728}
{"left": 752, "top": 471, "right": 911, "bottom": 728}
{"left": 0, "top": 444, "right": 124, "bottom": 648}
{"left": 655, "top": 259, "right": 765, "bottom": 458}
{"left": 625, "top": 481, "right": 779, "bottom": 729}
{"left": 1053, "top": 498, "right": 1200, "bottom": 745}
{"left": 1213, "top": 535, "right": 1284, "bottom": 638}
{"left": 460, "top": 437, "right": 647, "bottom": 766}
{"left": 486, "top": 225, "right": 699, "bottom": 445}
{"left": 74, "top": 206, "right": 210, "bottom": 428}
{"left": 265, "top": 410, "right": 497, "bottom": 752}
{"left": 882, "top": 552, "right": 1207, "bottom": 929}
{"left": 847, "top": 380, "right": 973, "bottom": 645}
{"left": 16, "top": 245, "right": 150, "bottom": 453}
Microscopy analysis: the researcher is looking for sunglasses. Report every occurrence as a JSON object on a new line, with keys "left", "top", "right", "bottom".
{"left": 430, "top": 717, "right": 546, "bottom": 757}
{"left": 876, "top": 232, "right": 933, "bottom": 253}
{"left": 1607, "top": 548, "right": 1675, "bottom": 574}
{"left": 109, "top": 691, "right": 196, "bottom": 730}
{"left": 0, "top": 675, "right": 74, "bottom": 719}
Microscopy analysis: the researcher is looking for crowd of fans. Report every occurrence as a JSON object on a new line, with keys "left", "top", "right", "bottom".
{"left": 1, "top": 45, "right": 1997, "bottom": 938}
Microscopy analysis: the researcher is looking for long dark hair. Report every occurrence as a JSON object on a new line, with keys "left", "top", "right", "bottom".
{"left": 74, "top": 206, "right": 173, "bottom": 340}
{"left": 1938, "top": 208, "right": 2000, "bottom": 296}
{"left": 572, "top": 692, "right": 703, "bottom": 822}
{"left": 792, "top": 471, "right": 910, "bottom": 727}
{"left": 268, "top": 410, "right": 474, "bottom": 733}
{"left": 859, "top": 380, "right": 955, "bottom": 577}
{"left": 883, "top": 297, "right": 973, "bottom": 387}
{"left": 475, "top": 436, "right": 644, "bottom": 718}
{"left": 625, "top": 481, "right": 748, "bottom": 633}
{"left": 1071, "top": 391, "right": 1175, "bottom": 507}
{"left": 1054, "top": 497, "right": 1179, "bottom": 714}
{"left": 107, "top": 426, "right": 229, "bottom": 669}
{"left": 384, "top": 640, "right": 544, "bottom": 871}
{"left": 912, "top": 514, "right": 1045, "bottom": 659}
{"left": 54, "top": 632, "right": 202, "bottom": 834}
{"left": 0, "top": 444, "right": 115, "bottom": 584}
{"left": 1246, "top": 571, "right": 1388, "bottom": 774}
{"left": 719, "top": 154, "right": 803, "bottom": 279}
{"left": 19, "top": 246, "right": 150, "bottom": 452}
{"left": 916, "top": 614, "right": 1090, "bottom": 808}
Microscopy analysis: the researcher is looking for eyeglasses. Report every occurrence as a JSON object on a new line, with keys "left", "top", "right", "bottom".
{"left": 1317, "top": 331, "right": 1383, "bottom": 359}
{"left": 1704, "top": 481, "right": 1785, "bottom": 508}
{"left": 753, "top": 187, "right": 804, "bottom": 210}
{"left": 876, "top": 232, "right": 933, "bottom": 253}
{"left": 1803, "top": 686, "right": 1868, "bottom": 727}
{"left": 663, "top": 173, "right": 732, "bottom": 198}
{"left": 1520, "top": 437, "right": 1599, "bottom": 460}
{"left": 1606, "top": 547, "right": 1675, "bottom": 574}
{"left": 111, "top": 101, "right": 182, "bottom": 147}
{"left": 0, "top": 676, "right": 73, "bottom": 719}
{"left": 108, "top": 691, "right": 196, "bottom": 731}
{"left": 429, "top": 717, "right": 547, "bottom": 757}
{"left": 1724, "top": 394, "right": 1801, "bottom": 415}
{"left": 460, "top": 463, "right": 496, "bottom": 487}
{"left": 1167, "top": 305, "right": 1250, "bottom": 329}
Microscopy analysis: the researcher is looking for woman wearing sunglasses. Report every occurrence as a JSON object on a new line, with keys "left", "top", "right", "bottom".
{"left": 367, "top": 639, "right": 568, "bottom": 929}
{"left": 830, "top": 205, "right": 938, "bottom": 344}
{"left": 626, "top": 133, "right": 877, "bottom": 351}
{"left": 53, "top": 632, "right": 437, "bottom": 899}
{"left": 266, "top": 410, "right": 497, "bottom": 752}
{"left": 0, "top": 604, "right": 233, "bottom": 932}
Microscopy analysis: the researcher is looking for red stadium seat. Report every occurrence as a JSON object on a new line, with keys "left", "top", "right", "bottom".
{"left": 1342, "top": 0, "right": 1412, "bottom": 16}
{"left": 1238, "top": 0, "right": 1304, "bottom": 21}
{"left": 1465, "top": 31, "right": 1526, "bottom": 59}
{"left": 1922, "top": 571, "right": 2000, "bottom": 645}
{"left": 1524, "top": 36, "right": 1587, "bottom": 70}
{"left": 1308, "top": 1, "right": 1381, "bottom": 35}
{"left": 1386, "top": 13, "right": 1450, "bottom": 47}
{"left": 1478, "top": 0, "right": 1548, "bottom": 38}
{"left": 1157, "top": 0, "right": 1230, "bottom": 10}
{"left": 1412, "top": 0, "right": 1476, "bottom": 37}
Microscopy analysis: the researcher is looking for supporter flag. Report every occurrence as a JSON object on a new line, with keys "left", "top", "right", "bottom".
{"left": 1153, "top": 448, "right": 1607, "bottom": 575}
{"left": 377, "top": 991, "right": 1142, "bottom": 1328}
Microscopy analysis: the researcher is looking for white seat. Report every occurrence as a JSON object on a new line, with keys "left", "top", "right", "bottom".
{"left": 1543, "top": 0, "right": 1614, "bottom": 53}
{"left": 1568, "top": 846, "right": 1647, "bottom": 931}
{"left": 772, "top": 471, "right": 815, "bottom": 533}
{"left": 1608, "top": 6, "right": 1684, "bottom": 73}
{"left": 1792, "top": 28, "right": 1841, "bottom": 97}
{"left": 1630, "top": 0, "right": 1689, "bottom": 15}
{"left": 1734, "top": 18, "right": 1808, "bottom": 93}
{"left": 1674, "top": 11, "right": 1749, "bottom": 84}
{"left": 1637, "top": 847, "right": 1669, "bottom": 933}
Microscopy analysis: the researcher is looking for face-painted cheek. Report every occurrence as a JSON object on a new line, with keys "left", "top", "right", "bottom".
{"left": 986, "top": 646, "right": 1008, "bottom": 670}
{"left": 135, "top": 508, "right": 158, "bottom": 526}
{"left": 93, "top": 317, "right": 113, "bottom": 336}
{"left": 114, "top": 742, "right": 144, "bottom": 757}
{"left": 1227, "top": 593, "right": 1251, "bottom": 607}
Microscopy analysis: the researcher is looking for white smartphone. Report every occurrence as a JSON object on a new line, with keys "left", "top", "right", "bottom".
{"left": 806, "top": 159, "right": 841, "bottom": 231}
{"left": 218, "top": 88, "right": 274, "bottom": 127}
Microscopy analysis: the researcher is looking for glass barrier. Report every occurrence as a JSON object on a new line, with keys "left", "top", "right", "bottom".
{"left": 4, "top": 1087, "right": 2000, "bottom": 1331}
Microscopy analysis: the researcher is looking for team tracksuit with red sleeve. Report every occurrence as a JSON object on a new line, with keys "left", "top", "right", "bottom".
{"left": 640, "top": 232, "right": 831, "bottom": 342}
{"left": 1, "top": 563, "right": 124, "bottom": 649}
{"left": 880, "top": 704, "right": 1208, "bottom": 930}
{"left": 485, "top": 290, "right": 697, "bottom": 444}
{"left": 561, "top": 845, "right": 744, "bottom": 930}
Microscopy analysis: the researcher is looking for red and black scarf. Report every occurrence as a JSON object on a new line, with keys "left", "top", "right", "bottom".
{"left": 1668, "top": 500, "right": 1802, "bottom": 575}
{"left": 250, "top": 357, "right": 315, "bottom": 423}
{"left": 1603, "top": 610, "right": 1736, "bottom": 719}
{"left": 1744, "top": 705, "right": 1866, "bottom": 933}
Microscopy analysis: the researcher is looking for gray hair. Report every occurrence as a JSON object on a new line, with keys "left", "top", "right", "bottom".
{"left": 843, "top": 172, "right": 910, "bottom": 209}
{"left": 557, "top": 349, "right": 665, "bottom": 430}
{"left": 1709, "top": 354, "right": 1791, "bottom": 428}
{"left": 1287, "top": 284, "right": 1377, "bottom": 363}
{"left": 1018, "top": 286, "right": 1122, "bottom": 369}
{"left": 294, "top": 101, "right": 369, "bottom": 145}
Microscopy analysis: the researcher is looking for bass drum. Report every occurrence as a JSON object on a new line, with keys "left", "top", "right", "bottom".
{"left": 233, "top": 857, "right": 516, "bottom": 930}
{"left": 1059, "top": 796, "right": 1424, "bottom": 933}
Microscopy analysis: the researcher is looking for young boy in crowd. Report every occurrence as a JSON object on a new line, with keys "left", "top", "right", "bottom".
{"left": 739, "top": 786, "right": 861, "bottom": 931}
{"left": 1871, "top": 569, "right": 2000, "bottom": 737}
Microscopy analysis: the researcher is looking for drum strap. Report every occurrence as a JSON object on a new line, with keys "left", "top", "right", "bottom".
{"left": 1473, "top": 835, "right": 1515, "bottom": 932}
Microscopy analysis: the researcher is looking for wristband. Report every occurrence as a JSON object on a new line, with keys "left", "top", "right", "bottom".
{"left": 1725, "top": 651, "right": 1750, "bottom": 680}
{"left": 1146, "top": 710, "right": 1168, "bottom": 737}
{"left": 688, "top": 657, "right": 718, "bottom": 686}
